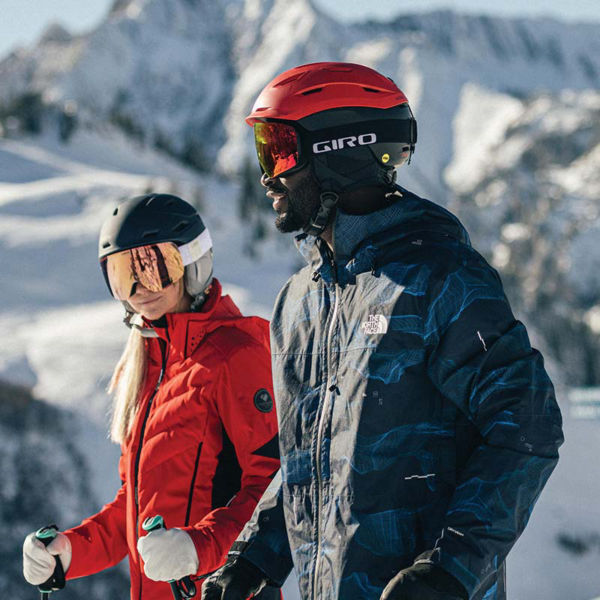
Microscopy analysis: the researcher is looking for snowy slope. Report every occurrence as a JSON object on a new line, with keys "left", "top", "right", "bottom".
{"left": 0, "top": 124, "right": 296, "bottom": 432}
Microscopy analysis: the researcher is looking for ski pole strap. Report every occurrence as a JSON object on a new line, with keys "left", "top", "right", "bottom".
{"left": 141, "top": 516, "right": 197, "bottom": 599}
{"left": 174, "top": 576, "right": 197, "bottom": 598}
{"left": 171, "top": 578, "right": 199, "bottom": 600}
{"left": 35, "top": 525, "right": 66, "bottom": 596}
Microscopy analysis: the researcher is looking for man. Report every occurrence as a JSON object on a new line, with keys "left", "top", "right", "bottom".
{"left": 202, "top": 62, "right": 563, "bottom": 600}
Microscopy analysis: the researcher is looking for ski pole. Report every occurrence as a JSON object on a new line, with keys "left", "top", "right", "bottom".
{"left": 142, "top": 515, "right": 197, "bottom": 600}
{"left": 35, "top": 525, "right": 66, "bottom": 600}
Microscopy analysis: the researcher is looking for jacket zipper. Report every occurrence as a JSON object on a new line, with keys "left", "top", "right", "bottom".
{"left": 313, "top": 252, "right": 339, "bottom": 600}
{"left": 134, "top": 338, "right": 167, "bottom": 600}
{"left": 184, "top": 442, "right": 204, "bottom": 526}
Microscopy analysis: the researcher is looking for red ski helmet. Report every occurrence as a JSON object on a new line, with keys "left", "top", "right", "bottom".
{"left": 247, "top": 61, "right": 411, "bottom": 123}
{"left": 246, "top": 62, "right": 417, "bottom": 234}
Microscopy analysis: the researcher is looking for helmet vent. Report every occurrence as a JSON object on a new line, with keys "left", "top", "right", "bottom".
{"left": 113, "top": 208, "right": 119, "bottom": 215}
{"left": 142, "top": 229, "right": 159, "bottom": 238}
{"left": 302, "top": 88, "right": 323, "bottom": 96}
{"left": 362, "top": 87, "right": 381, "bottom": 93}
{"left": 275, "top": 74, "right": 302, "bottom": 87}
{"left": 173, "top": 221, "right": 188, "bottom": 232}
{"left": 102, "top": 241, "right": 111, "bottom": 249}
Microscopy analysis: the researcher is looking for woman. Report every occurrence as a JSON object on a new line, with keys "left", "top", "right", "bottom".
{"left": 23, "top": 194, "right": 280, "bottom": 600}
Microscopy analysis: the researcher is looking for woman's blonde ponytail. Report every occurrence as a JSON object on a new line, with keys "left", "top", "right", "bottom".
{"left": 108, "top": 327, "right": 148, "bottom": 444}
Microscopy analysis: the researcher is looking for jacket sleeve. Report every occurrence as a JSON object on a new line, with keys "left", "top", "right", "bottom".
{"left": 230, "top": 469, "right": 294, "bottom": 586}
{"left": 423, "top": 257, "right": 564, "bottom": 597}
{"left": 63, "top": 451, "right": 128, "bottom": 579}
{"left": 184, "top": 329, "right": 281, "bottom": 577}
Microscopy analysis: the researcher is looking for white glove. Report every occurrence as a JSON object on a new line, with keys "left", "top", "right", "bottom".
{"left": 23, "top": 531, "right": 72, "bottom": 586}
{"left": 137, "top": 527, "right": 199, "bottom": 582}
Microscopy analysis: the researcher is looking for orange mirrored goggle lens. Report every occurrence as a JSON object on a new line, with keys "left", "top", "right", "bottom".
{"left": 254, "top": 122, "right": 300, "bottom": 178}
{"left": 101, "top": 242, "right": 184, "bottom": 300}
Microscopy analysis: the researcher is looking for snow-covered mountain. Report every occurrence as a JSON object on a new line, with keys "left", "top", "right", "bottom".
{"left": 220, "top": 2, "right": 600, "bottom": 192}
{"left": 1, "top": 2, "right": 600, "bottom": 599}
{"left": 448, "top": 85, "right": 600, "bottom": 387}
{"left": 1, "top": 0, "right": 599, "bottom": 186}
{"left": 0, "top": 0, "right": 240, "bottom": 169}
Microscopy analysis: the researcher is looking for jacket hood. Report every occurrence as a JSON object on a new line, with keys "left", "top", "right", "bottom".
{"left": 295, "top": 186, "right": 470, "bottom": 280}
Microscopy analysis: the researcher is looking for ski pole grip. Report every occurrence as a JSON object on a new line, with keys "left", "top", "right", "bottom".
{"left": 35, "top": 525, "right": 66, "bottom": 595}
{"left": 142, "top": 514, "right": 165, "bottom": 533}
{"left": 141, "top": 516, "right": 196, "bottom": 599}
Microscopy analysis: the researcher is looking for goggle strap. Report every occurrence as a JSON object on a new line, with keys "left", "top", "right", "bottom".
{"left": 306, "top": 118, "right": 416, "bottom": 148}
{"left": 178, "top": 229, "right": 212, "bottom": 266}
{"left": 124, "top": 312, "right": 159, "bottom": 337}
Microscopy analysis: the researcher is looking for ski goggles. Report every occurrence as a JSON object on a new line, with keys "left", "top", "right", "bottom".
{"left": 253, "top": 121, "right": 303, "bottom": 178}
{"left": 100, "top": 230, "right": 212, "bottom": 300}
{"left": 254, "top": 116, "right": 418, "bottom": 179}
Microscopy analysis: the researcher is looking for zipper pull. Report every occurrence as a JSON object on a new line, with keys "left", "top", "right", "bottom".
{"left": 329, "top": 255, "right": 338, "bottom": 284}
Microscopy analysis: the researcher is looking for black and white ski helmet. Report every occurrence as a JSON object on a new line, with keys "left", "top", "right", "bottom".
{"left": 98, "top": 193, "right": 213, "bottom": 302}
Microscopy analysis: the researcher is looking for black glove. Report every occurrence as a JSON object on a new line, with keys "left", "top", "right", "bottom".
{"left": 201, "top": 556, "right": 268, "bottom": 600}
{"left": 380, "top": 561, "right": 468, "bottom": 600}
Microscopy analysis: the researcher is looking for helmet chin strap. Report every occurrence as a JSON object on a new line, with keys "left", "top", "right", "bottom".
{"left": 303, "top": 152, "right": 399, "bottom": 237}
{"left": 303, "top": 190, "right": 339, "bottom": 237}
{"left": 123, "top": 309, "right": 159, "bottom": 338}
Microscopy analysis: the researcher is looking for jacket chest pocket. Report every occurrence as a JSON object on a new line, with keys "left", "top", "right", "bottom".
{"left": 139, "top": 390, "right": 210, "bottom": 475}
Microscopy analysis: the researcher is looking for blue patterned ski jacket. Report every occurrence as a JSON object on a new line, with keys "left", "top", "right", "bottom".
{"left": 231, "top": 187, "right": 563, "bottom": 600}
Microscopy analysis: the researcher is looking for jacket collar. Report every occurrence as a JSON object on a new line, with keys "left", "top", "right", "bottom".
{"left": 145, "top": 278, "right": 242, "bottom": 359}
{"left": 295, "top": 186, "right": 470, "bottom": 283}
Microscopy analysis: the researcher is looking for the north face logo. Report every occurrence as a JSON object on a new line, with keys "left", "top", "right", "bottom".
{"left": 361, "top": 314, "right": 388, "bottom": 335}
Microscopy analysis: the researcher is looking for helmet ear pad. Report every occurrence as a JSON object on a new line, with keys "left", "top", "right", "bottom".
{"left": 184, "top": 249, "right": 214, "bottom": 298}
{"left": 311, "top": 145, "right": 396, "bottom": 193}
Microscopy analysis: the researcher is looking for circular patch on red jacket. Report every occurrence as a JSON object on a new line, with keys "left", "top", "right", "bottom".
{"left": 254, "top": 389, "right": 273, "bottom": 413}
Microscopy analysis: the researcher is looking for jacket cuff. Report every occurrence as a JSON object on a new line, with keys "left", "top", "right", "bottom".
{"left": 61, "top": 530, "right": 87, "bottom": 580}
{"left": 415, "top": 560, "right": 469, "bottom": 599}
{"left": 428, "top": 535, "right": 495, "bottom": 599}
{"left": 229, "top": 540, "right": 292, "bottom": 587}
{"left": 183, "top": 526, "right": 224, "bottom": 577}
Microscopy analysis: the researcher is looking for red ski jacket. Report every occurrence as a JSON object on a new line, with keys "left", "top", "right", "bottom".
{"left": 64, "top": 280, "right": 280, "bottom": 600}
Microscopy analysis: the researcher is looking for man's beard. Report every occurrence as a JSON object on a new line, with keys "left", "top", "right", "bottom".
{"left": 273, "top": 171, "right": 321, "bottom": 233}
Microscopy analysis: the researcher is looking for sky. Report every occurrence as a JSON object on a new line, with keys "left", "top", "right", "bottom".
{"left": 0, "top": 0, "right": 598, "bottom": 60}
